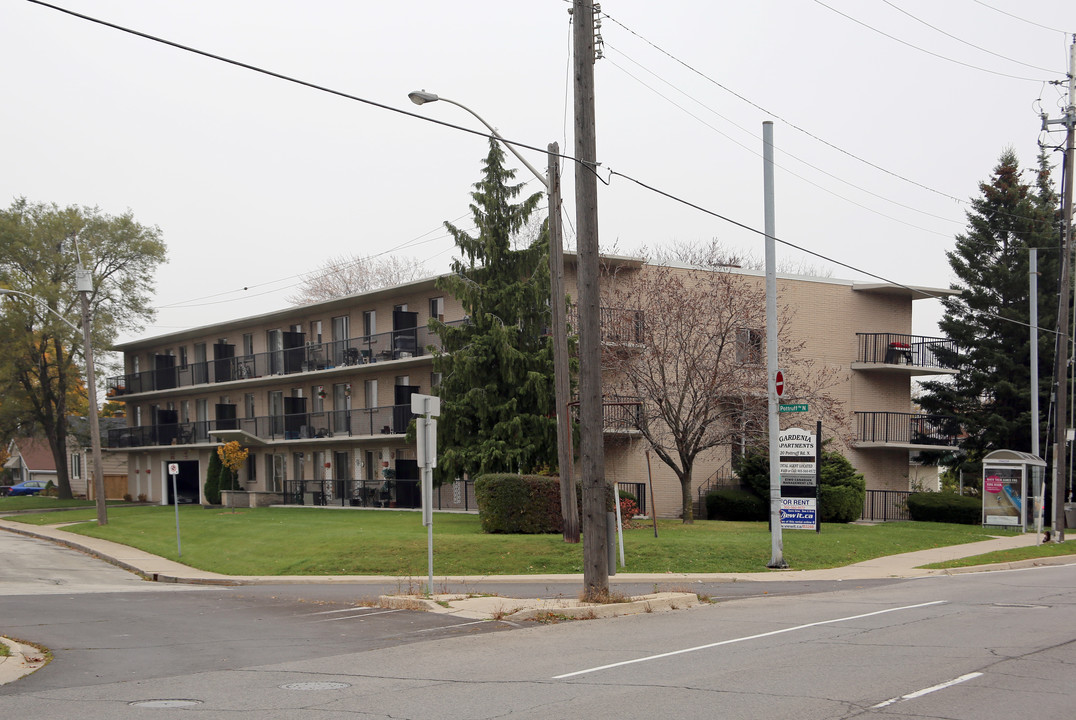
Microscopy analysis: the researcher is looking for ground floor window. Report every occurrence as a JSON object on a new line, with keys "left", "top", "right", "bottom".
{"left": 264, "top": 453, "right": 286, "bottom": 493}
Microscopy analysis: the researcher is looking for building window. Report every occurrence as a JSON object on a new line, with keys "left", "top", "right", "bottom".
{"left": 311, "top": 386, "right": 325, "bottom": 413}
{"left": 245, "top": 393, "right": 256, "bottom": 419}
{"left": 178, "top": 346, "right": 188, "bottom": 369}
{"left": 265, "top": 453, "right": 286, "bottom": 493}
{"left": 247, "top": 454, "right": 257, "bottom": 483}
{"left": 430, "top": 372, "right": 442, "bottom": 389}
{"left": 242, "top": 333, "right": 254, "bottom": 357}
{"left": 736, "top": 328, "right": 764, "bottom": 365}
{"left": 429, "top": 297, "right": 444, "bottom": 321}
{"left": 362, "top": 311, "right": 375, "bottom": 337}
{"left": 70, "top": 452, "right": 82, "bottom": 479}
{"left": 310, "top": 320, "right": 323, "bottom": 344}
{"left": 364, "top": 379, "right": 378, "bottom": 408}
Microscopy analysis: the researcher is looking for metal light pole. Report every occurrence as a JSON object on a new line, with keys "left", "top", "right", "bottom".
{"left": 0, "top": 285, "right": 107, "bottom": 525}
{"left": 407, "top": 91, "right": 580, "bottom": 542}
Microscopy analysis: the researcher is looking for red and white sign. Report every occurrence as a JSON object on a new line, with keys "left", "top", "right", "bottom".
{"left": 774, "top": 370, "right": 785, "bottom": 398}
{"left": 168, "top": 463, "right": 179, "bottom": 475}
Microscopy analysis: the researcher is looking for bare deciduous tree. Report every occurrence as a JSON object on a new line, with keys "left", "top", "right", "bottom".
{"left": 602, "top": 260, "right": 846, "bottom": 522}
{"left": 648, "top": 238, "right": 834, "bottom": 277}
{"left": 288, "top": 253, "right": 427, "bottom": 305}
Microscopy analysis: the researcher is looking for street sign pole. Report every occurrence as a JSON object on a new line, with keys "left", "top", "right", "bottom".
{"left": 168, "top": 462, "right": 181, "bottom": 558}
{"left": 412, "top": 394, "right": 441, "bottom": 596}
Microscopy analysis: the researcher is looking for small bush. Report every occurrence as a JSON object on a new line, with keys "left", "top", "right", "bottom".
{"left": 735, "top": 447, "right": 866, "bottom": 523}
{"left": 475, "top": 474, "right": 563, "bottom": 534}
{"left": 706, "top": 488, "right": 768, "bottom": 521}
{"left": 907, "top": 492, "right": 981, "bottom": 524}
{"left": 475, "top": 475, "right": 615, "bottom": 534}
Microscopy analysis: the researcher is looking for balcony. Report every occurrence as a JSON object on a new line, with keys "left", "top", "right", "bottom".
{"left": 853, "top": 333, "right": 957, "bottom": 376}
{"left": 571, "top": 396, "right": 643, "bottom": 434}
{"left": 107, "top": 405, "right": 413, "bottom": 449}
{"left": 568, "top": 305, "right": 645, "bottom": 344}
{"left": 106, "top": 322, "right": 463, "bottom": 398}
{"left": 855, "top": 411, "right": 960, "bottom": 451}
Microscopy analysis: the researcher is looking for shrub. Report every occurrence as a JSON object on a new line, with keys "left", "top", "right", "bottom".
{"left": 734, "top": 447, "right": 866, "bottom": 523}
{"left": 706, "top": 488, "right": 768, "bottom": 521}
{"left": 475, "top": 474, "right": 563, "bottom": 534}
{"left": 475, "top": 474, "right": 616, "bottom": 534}
{"left": 204, "top": 452, "right": 222, "bottom": 505}
{"left": 907, "top": 492, "right": 981, "bottom": 524}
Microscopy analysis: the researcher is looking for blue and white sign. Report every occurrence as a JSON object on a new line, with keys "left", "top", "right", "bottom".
{"left": 780, "top": 497, "right": 817, "bottom": 530}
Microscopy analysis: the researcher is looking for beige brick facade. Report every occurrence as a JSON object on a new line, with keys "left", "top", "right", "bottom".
{"left": 111, "top": 256, "right": 953, "bottom": 516}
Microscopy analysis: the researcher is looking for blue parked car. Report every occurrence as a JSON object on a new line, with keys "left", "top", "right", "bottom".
{"left": 7, "top": 480, "right": 49, "bottom": 496}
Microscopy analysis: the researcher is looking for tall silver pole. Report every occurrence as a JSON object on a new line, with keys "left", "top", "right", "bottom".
{"left": 763, "top": 121, "right": 785, "bottom": 568}
{"left": 1031, "top": 248, "right": 1040, "bottom": 459}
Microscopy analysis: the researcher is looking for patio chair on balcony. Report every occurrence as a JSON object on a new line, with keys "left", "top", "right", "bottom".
{"left": 885, "top": 342, "right": 913, "bottom": 364}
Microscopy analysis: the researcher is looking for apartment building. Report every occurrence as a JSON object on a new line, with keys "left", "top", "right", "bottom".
{"left": 107, "top": 254, "right": 957, "bottom": 517}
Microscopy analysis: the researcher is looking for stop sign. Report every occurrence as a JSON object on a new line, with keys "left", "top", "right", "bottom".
{"left": 774, "top": 370, "right": 785, "bottom": 398}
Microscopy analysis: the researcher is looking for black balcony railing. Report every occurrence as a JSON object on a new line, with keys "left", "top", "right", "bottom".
{"left": 570, "top": 396, "right": 643, "bottom": 433}
{"left": 106, "top": 322, "right": 463, "bottom": 397}
{"left": 567, "top": 305, "right": 645, "bottom": 344}
{"left": 282, "top": 478, "right": 476, "bottom": 511}
{"left": 856, "top": 333, "right": 957, "bottom": 369}
{"left": 855, "top": 411, "right": 959, "bottom": 447}
{"left": 108, "top": 405, "right": 411, "bottom": 448}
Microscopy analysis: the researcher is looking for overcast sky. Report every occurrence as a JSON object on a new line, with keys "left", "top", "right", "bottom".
{"left": 2, "top": 1, "right": 1074, "bottom": 345}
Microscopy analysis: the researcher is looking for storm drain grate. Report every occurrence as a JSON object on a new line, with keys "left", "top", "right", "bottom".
{"left": 280, "top": 681, "right": 351, "bottom": 691}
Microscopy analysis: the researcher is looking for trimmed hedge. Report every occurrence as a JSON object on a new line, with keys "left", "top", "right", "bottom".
{"left": 474, "top": 474, "right": 615, "bottom": 534}
{"left": 706, "top": 488, "right": 767, "bottom": 521}
{"left": 907, "top": 492, "right": 981, "bottom": 525}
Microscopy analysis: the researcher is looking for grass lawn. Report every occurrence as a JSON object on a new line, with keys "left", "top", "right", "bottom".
{"left": 4, "top": 505, "right": 1020, "bottom": 576}
{"left": 921, "top": 538, "right": 1076, "bottom": 569}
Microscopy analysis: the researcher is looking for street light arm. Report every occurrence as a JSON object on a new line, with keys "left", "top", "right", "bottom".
{"left": 0, "top": 288, "right": 81, "bottom": 333}
{"left": 408, "top": 90, "right": 549, "bottom": 191}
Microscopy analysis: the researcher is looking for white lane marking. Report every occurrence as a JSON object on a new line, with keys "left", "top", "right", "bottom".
{"left": 308, "top": 609, "right": 404, "bottom": 623}
{"left": 552, "top": 600, "right": 947, "bottom": 679}
{"left": 303, "top": 606, "right": 382, "bottom": 616}
{"left": 410, "top": 619, "right": 491, "bottom": 633}
{"left": 871, "top": 672, "right": 983, "bottom": 708}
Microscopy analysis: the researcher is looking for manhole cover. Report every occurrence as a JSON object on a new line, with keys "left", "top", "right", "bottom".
{"left": 129, "top": 699, "right": 204, "bottom": 708}
{"left": 280, "top": 681, "right": 351, "bottom": 691}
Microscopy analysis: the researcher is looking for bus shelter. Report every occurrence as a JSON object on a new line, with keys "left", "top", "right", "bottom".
{"left": 982, "top": 449, "right": 1046, "bottom": 532}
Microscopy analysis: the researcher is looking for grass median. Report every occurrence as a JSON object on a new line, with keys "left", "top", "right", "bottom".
{"left": 2, "top": 504, "right": 1015, "bottom": 576}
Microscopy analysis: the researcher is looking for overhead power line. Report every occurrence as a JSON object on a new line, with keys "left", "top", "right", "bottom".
{"left": 880, "top": 0, "right": 1057, "bottom": 73}
{"left": 813, "top": 0, "right": 1054, "bottom": 83}
{"left": 27, "top": 0, "right": 1057, "bottom": 339}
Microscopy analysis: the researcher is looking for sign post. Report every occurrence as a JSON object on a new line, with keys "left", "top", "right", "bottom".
{"left": 411, "top": 393, "right": 441, "bottom": 595}
{"left": 168, "top": 462, "right": 182, "bottom": 558}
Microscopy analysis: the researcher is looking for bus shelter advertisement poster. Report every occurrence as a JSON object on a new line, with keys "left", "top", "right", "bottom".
{"left": 983, "top": 468, "right": 1022, "bottom": 526}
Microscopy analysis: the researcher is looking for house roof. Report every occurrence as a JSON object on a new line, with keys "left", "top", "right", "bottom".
{"left": 7, "top": 438, "right": 57, "bottom": 472}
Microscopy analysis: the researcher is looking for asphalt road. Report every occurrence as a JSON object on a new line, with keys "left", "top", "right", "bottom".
{"left": 3, "top": 529, "right": 1075, "bottom": 719}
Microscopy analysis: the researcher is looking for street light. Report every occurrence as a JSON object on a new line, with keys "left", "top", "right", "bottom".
{"left": 0, "top": 286, "right": 108, "bottom": 525}
{"left": 408, "top": 89, "right": 580, "bottom": 543}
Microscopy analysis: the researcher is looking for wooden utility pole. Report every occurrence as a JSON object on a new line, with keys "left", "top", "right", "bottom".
{"left": 573, "top": 0, "right": 609, "bottom": 596}
{"left": 548, "top": 143, "right": 580, "bottom": 543}
{"left": 1046, "top": 38, "right": 1075, "bottom": 542}
{"left": 76, "top": 262, "right": 108, "bottom": 527}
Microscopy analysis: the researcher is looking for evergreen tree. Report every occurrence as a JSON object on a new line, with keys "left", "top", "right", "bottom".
{"left": 204, "top": 450, "right": 223, "bottom": 505}
{"left": 432, "top": 139, "right": 557, "bottom": 480}
{"left": 919, "top": 149, "right": 1063, "bottom": 462}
